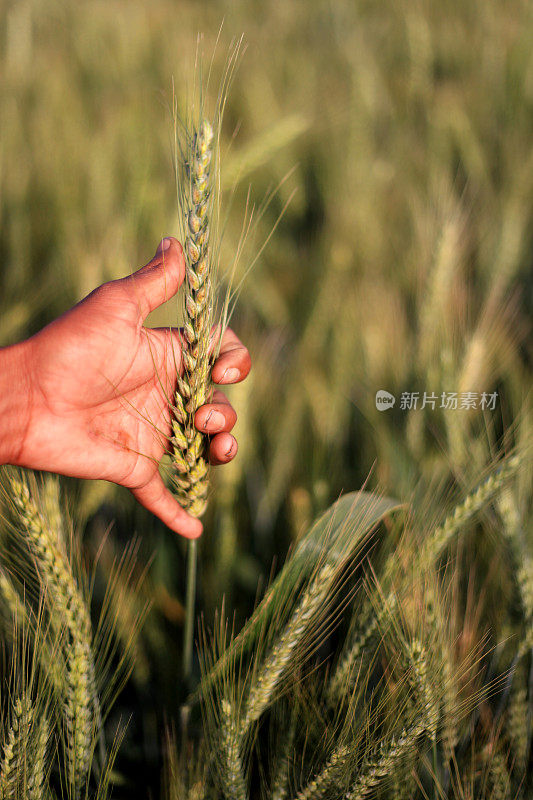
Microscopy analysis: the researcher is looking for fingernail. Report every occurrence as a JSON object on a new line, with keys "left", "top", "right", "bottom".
{"left": 156, "top": 237, "right": 172, "bottom": 254}
{"left": 225, "top": 441, "right": 235, "bottom": 457}
{"left": 220, "top": 367, "right": 240, "bottom": 384}
{"left": 204, "top": 410, "right": 225, "bottom": 431}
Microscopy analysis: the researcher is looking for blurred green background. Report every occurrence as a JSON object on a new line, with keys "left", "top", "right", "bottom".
{"left": 1, "top": 0, "right": 532, "bottom": 794}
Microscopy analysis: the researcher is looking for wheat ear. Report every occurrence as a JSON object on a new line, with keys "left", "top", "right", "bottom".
{"left": 0, "top": 695, "right": 33, "bottom": 799}
{"left": 344, "top": 642, "right": 436, "bottom": 800}
{"left": 419, "top": 454, "right": 522, "bottom": 567}
{"left": 27, "top": 716, "right": 49, "bottom": 800}
{"left": 344, "top": 721, "right": 425, "bottom": 800}
{"left": 219, "top": 699, "right": 247, "bottom": 800}
{"left": 271, "top": 712, "right": 297, "bottom": 800}
{"left": 507, "top": 660, "right": 528, "bottom": 774}
{"left": 294, "top": 745, "right": 350, "bottom": 800}
{"left": 8, "top": 475, "right": 97, "bottom": 791}
{"left": 171, "top": 119, "right": 215, "bottom": 519}
{"left": 327, "top": 596, "right": 397, "bottom": 706}
{"left": 330, "top": 457, "right": 522, "bottom": 706}
{"left": 242, "top": 560, "right": 337, "bottom": 733}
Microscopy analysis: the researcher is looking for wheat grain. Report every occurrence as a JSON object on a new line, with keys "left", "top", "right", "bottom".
{"left": 9, "top": 477, "right": 91, "bottom": 638}
{"left": 498, "top": 488, "right": 533, "bottom": 656}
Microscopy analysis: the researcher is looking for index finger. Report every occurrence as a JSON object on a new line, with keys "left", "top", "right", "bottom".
{"left": 211, "top": 327, "right": 252, "bottom": 385}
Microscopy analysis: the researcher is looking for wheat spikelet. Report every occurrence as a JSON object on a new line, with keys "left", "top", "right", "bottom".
{"left": 422, "top": 587, "right": 457, "bottom": 760}
{"left": 219, "top": 699, "right": 247, "bottom": 800}
{"left": 243, "top": 560, "right": 337, "bottom": 732}
{"left": 171, "top": 119, "right": 215, "bottom": 518}
{"left": 42, "top": 475, "right": 64, "bottom": 546}
{"left": 295, "top": 744, "right": 350, "bottom": 800}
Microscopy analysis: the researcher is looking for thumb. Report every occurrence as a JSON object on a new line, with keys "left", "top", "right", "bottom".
{"left": 127, "top": 237, "right": 185, "bottom": 319}
{"left": 131, "top": 473, "right": 203, "bottom": 539}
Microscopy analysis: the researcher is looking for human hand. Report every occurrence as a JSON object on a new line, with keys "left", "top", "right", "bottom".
{"left": 6, "top": 238, "right": 250, "bottom": 538}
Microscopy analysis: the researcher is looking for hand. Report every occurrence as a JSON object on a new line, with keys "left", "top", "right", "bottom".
{"left": 9, "top": 238, "right": 251, "bottom": 538}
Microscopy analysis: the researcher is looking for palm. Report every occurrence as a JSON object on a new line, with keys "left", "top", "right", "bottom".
{"left": 31, "top": 282, "right": 180, "bottom": 488}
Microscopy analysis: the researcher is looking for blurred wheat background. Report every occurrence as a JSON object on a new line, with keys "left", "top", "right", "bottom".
{"left": 0, "top": 0, "right": 532, "bottom": 797}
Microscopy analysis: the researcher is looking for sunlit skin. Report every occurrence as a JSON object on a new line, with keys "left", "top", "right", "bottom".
{"left": 0, "top": 237, "right": 251, "bottom": 539}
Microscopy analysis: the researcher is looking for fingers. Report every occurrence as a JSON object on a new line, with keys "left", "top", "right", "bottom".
{"left": 195, "top": 388, "right": 238, "bottom": 465}
{"left": 131, "top": 473, "right": 203, "bottom": 539}
{"left": 208, "top": 432, "right": 238, "bottom": 465}
{"left": 194, "top": 389, "right": 237, "bottom": 433}
{"left": 211, "top": 328, "right": 252, "bottom": 385}
{"left": 121, "top": 237, "right": 186, "bottom": 320}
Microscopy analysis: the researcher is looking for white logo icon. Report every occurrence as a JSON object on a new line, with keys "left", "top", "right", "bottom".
{"left": 375, "top": 390, "right": 395, "bottom": 411}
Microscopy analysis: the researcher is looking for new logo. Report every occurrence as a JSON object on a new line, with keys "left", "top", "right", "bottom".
{"left": 375, "top": 390, "right": 395, "bottom": 411}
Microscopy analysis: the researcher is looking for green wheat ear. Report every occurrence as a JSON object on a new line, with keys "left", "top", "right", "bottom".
{"left": 171, "top": 118, "right": 215, "bottom": 518}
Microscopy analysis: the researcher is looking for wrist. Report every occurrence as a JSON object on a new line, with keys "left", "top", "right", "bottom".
{"left": 0, "top": 339, "right": 35, "bottom": 467}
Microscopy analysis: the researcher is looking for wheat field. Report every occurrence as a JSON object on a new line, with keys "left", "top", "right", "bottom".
{"left": 0, "top": 0, "right": 532, "bottom": 797}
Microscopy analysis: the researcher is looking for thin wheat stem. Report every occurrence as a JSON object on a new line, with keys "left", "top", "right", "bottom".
{"left": 183, "top": 538, "right": 198, "bottom": 682}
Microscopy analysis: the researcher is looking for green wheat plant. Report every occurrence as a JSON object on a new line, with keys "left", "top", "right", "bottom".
{"left": 0, "top": 468, "right": 145, "bottom": 799}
